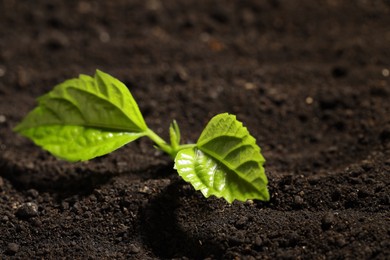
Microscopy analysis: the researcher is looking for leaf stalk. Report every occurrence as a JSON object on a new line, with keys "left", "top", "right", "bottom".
{"left": 145, "top": 128, "right": 195, "bottom": 159}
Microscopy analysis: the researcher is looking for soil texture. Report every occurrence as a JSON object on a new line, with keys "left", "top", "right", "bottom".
{"left": 0, "top": 0, "right": 389, "bottom": 259}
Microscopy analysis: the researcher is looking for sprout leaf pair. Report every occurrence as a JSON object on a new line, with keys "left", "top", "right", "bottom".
{"left": 15, "top": 70, "right": 269, "bottom": 203}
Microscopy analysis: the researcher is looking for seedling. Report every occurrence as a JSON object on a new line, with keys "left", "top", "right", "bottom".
{"left": 14, "top": 70, "right": 269, "bottom": 203}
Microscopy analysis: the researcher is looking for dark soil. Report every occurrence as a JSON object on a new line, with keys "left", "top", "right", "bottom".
{"left": 1, "top": 0, "right": 389, "bottom": 259}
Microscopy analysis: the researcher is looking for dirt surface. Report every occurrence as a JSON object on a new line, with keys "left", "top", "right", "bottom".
{"left": 1, "top": 0, "right": 389, "bottom": 259}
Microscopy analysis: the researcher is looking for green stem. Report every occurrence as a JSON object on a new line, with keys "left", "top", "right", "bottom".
{"left": 145, "top": 128, "right": 196, "bottom": 159}
{"left": 145, "top": 128, "right": 173, "bottom": 156}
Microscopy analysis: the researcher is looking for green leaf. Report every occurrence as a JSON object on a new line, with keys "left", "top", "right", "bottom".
{"left": 174, "top": 113, "right": 269, "bottom": 203}
{"left": 20, "top": 125, "right": 145, "bottom": 162}
{"left": 14, "top": 70, "right": 148, "bottom": 161}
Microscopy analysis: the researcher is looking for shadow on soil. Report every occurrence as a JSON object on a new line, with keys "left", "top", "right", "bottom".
{"left": 139, "top": 180, "right": 225, "bottom": 259}
{"left": 0, "top": 157, "right": 170, "bottom": 198}
{"left": 0, "top": 160, "right": 112, "bottom": 197}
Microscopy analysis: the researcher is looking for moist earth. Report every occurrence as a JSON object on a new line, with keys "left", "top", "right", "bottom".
{"left": 0, "top": 0, "right": 389, "bottom": 259}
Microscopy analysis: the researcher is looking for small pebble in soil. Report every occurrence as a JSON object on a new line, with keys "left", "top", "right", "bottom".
{"left": 129, "top": 244, "right": 140, "bottom": 254}
{"left": 0, "top": 114, "right": 6, "bottom": 123}
{"left": 321, "top": 212, "right": 336, "bottom": 230}
{"left": 7, "top": 243, "right": 20, "bottom": 254}
{"left": 31, "top": 218, "right": 42, "bottom": 227}
{"left": 382, "top": 68, "right": 389, "bottom": 77}
{"left": 305, "top": 96, "right": 313, "bottom": 104}
{"left": 25, "top": 162, "right": 35, "bottom": 169}
{"left": 16, "top": 202, "right": 39, "bottom": 219}
{"left": 336, "top": 236, "right": 347, "bottom": 247}
{"left": 99, "top": 31, "right": 110, "bottom": 43}
{"left": 2, "top": 215, "right": 9, "bottom": 222}
{"left": 254, "top": 235, "right": 263, "bottom": 247}
{"left": 244, "top": 82, "right": 256, "bottom": 90}
{"left": 294, "top": 195, "right": 304, "bottom": 206}
{"left": 27, "top": 189, "right": 39, "bottom": 198}
{"left": 0, "top": 176, "right": 4, "bottom": 188}
{"left": 139, "top": 185, "right": 152, "bottom": 194}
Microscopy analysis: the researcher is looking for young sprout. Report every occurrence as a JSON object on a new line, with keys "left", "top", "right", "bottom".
{"left": 14, "top": 70, "right": 269, "bottom": 203}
